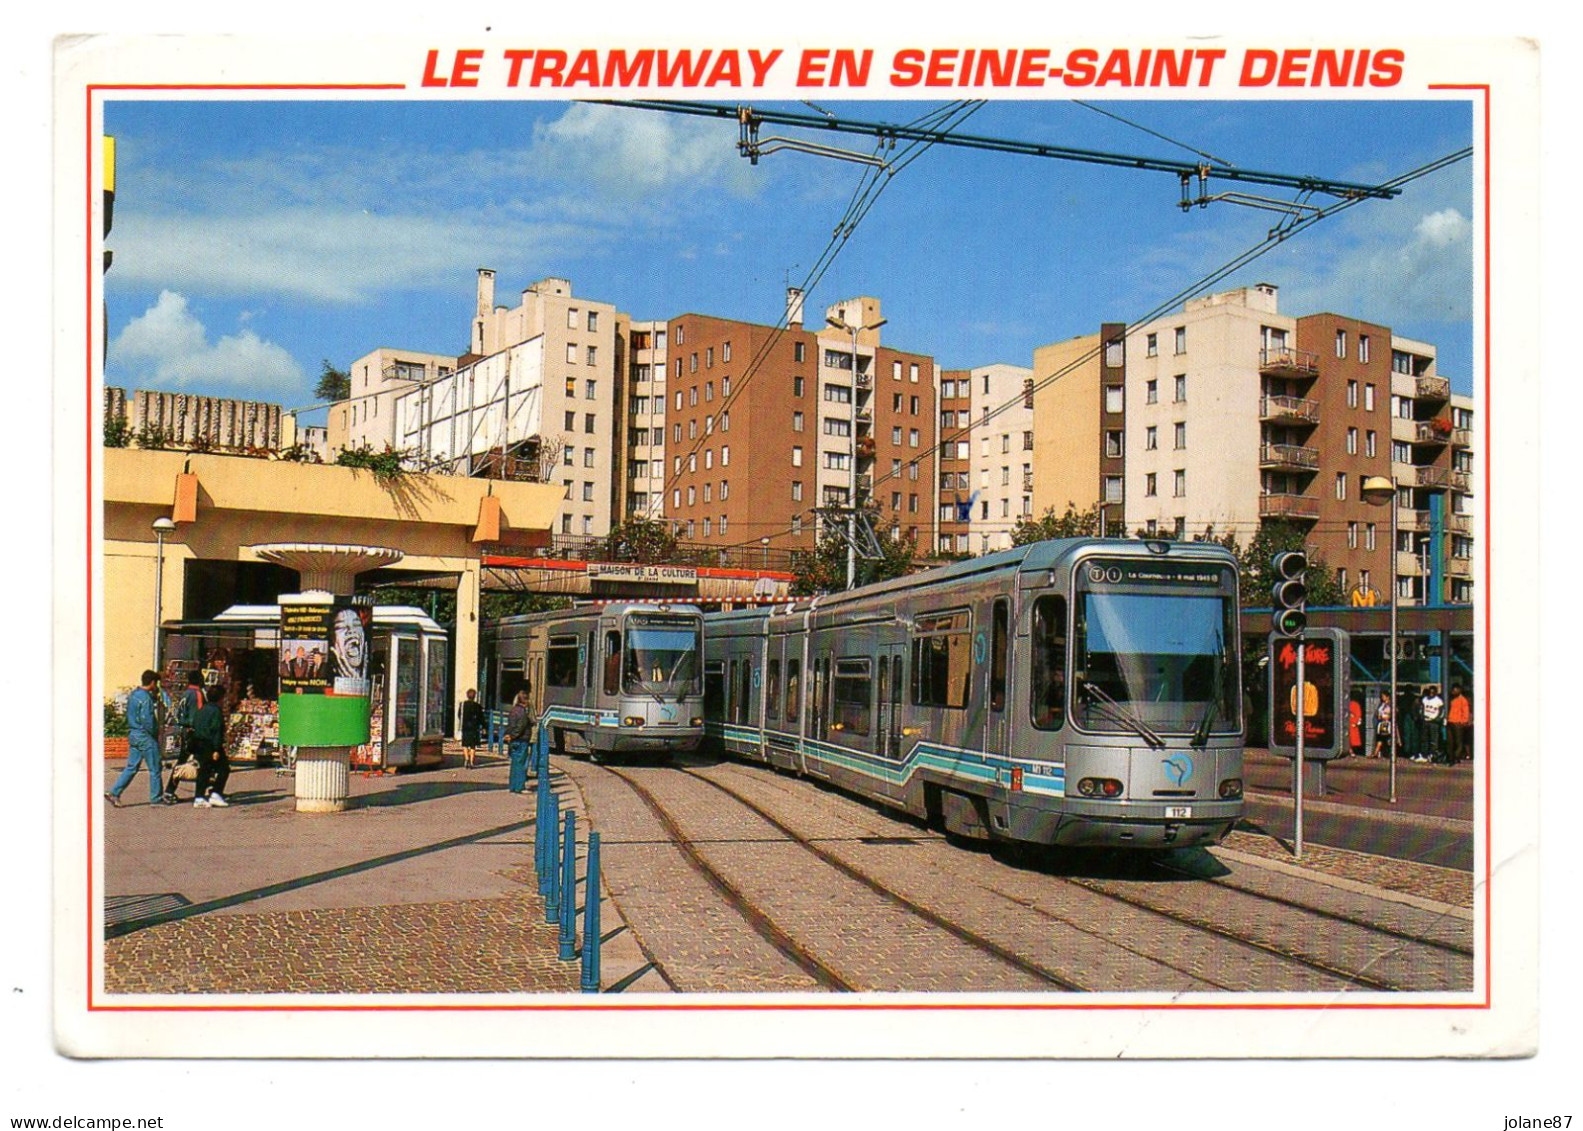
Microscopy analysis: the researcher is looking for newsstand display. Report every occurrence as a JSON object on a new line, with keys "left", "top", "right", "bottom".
{"left": 153, "top": 603, "right": 449, "bottom": 771}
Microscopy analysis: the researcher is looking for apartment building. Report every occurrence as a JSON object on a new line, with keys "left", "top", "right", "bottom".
{"left": 623, "top": 320, "right": 669, "bottom": 521}
{"left": 1033, "top": 284, "right": 1475, "bottom": 605}
{"left": 938, "top": 363, "right": 1035, "bottom": 555}
{"left": 383, "top": 271, "right": 629, "bottom": 539}
{"left": 343, "top": 348, "right": 459, "bottom": 452}
{"left": 662, "top": 292, "right": 937, "bottom": 553}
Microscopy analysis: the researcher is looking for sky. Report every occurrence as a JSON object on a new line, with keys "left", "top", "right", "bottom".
{"left": 102, "top": 97, "right": 1474, "bottom": 423}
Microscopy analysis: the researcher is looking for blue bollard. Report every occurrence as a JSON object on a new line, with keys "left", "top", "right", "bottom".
{"left": 558, "top": 811, "right": 578, "bottom": 961}
{"left": 535, "top": 761, "right": 549, "bottom": 887}
{"left": 542, "top": 790, "right": 560, "bottom": 910}
{"left": 580, "top": 832, "right": 602, "bottom": 993}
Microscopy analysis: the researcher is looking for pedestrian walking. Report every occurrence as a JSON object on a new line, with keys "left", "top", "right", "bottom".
{"left": 162, "top": 671, "right": 204, "bottom": 802}
{"left": 107, "top": 670, "right": 167, "bottom": 807}
{"left": 459, "top": 689, "right": 484, "bottom": 770}
{"left": 1372, "top": 695, "right": 1393, "bottom": 759}
{"left": 1447, "top": 684, "right": 1473, "bottom": 765}
{"left": 1348, "top": 696, "right": 1363, "bottom": 757}
{"left": 1419, "top": 685, "right": 1446, "bottom": 764}
{"left": 191, "top": 684, "right": 231, "bottom": 808}
{"left": 505, "top": 689, "right": 534, "bottom": 794}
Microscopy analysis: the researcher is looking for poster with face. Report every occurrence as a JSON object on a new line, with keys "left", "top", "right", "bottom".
{"left": 330, "top": 602, "right": 371, "bottom": 697}
{"left": 276, "top": 597, "right": 373, "bottom": 746}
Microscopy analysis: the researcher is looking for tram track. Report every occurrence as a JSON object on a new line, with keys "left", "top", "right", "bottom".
{"left": 1149, "top": 855, "right": 1475, "bottom": 960}
{"left": 698, "top": 759, "right": 1458, "bottom": 994}
{"left": 603, "top": 765, "right": 854, "bottom": 992}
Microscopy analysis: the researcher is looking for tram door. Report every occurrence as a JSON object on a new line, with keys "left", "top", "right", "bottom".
{"left": 875, "top": 644, "right": 906, "bottom": 761}
{"left": 986, "top": 598, "right": 1011, "bottom": 755}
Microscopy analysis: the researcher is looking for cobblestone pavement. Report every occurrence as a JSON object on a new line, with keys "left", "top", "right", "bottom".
{"left": 100, "top": 752, "right": 604, "bottom": 996}
{"left": 566, "top": 755, "right": 1476, "bottom": 994}
{"left": 1218, "top": 829, "right": 1475, "bottom": 908}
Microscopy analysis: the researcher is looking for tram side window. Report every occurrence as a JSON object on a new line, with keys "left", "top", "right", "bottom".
{"left": 736, "top": 660, "right": 753, "bottom": 724}
{"left": 990, "top": 599, "right": 1009, "bottom": 712}
{"left": 499, "top": 658, "right": 527, "bottom": 704}
{"left": 602, "top": 630, "right": 621, "bottom": 696}
{"left": 1030, "top": 596, "right": 1068, "bottom": 729}
{"left": 704, "top": 661, "right": 726, "bottom": 718}
{"left": 766, "top": 658, "right": 781, "bottom": 719}
{"left": 832, "top": 658, "right": 873, "bottom": 736}
{"left": 785, "top": 658, "right": 802, "bottom": 724}
{"left": 911, "top": 610, "right": 971, "bottom": 709}
{"left": 547, "top": 636, "right": 580, "bottom": 688}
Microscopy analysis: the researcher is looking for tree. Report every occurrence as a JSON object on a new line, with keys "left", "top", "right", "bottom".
{"left": 103, "top": 412, "right": 131, "bottom": 448}
{"left": 315, "top": 359, "right": 350, "bottom": 404}
{"left": 600, "top": 516, "right": 678, "bottom": 564}
{"left": 1011, "top": 502, "right": 1101, "bottom": 545}
{"left": 792, "top": 523, "right": 919, "bottom": 595}
{"left": 1211, "top": 520, "right": 1347, "bottom": 609}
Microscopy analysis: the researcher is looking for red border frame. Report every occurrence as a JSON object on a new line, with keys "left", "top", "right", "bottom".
{"left": 82, "top": 82, "right": 1496, "bottom": 1016}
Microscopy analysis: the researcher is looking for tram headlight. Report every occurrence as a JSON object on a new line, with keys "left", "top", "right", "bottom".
{"left": 690, "top": 717, "right": 703, "bottom": 726}
{"left": 1077, "top": 777, "right": 1124, "bottom": 799}
{"left": 623, "top": 716, "right": 645, "bottom": 727}
{"left": 1218, "top": 778, "right": 1244, "bottom": 800}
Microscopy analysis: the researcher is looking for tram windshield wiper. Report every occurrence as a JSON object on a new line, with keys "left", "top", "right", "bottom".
{"left": 1080, "top": 682, "right": 1165, "bottom": 748}
{"left": 1191, "top": 697, "right": 1219, "bottom": 748}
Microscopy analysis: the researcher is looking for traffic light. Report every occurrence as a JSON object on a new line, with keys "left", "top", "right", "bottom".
{"left": 1271, "top": 550, "right": 1308, "bottom": 638}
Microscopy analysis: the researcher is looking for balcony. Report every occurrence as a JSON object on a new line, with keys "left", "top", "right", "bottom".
{"left": 1259, "top": 347, "right": 1320, "bottom": 379}
{"left": 1396, "top": 551, "right": 1424, "bottom": 577}
{"left": 1259, "top": 395, "right": 1320, "bottom": 425}
{"left": 1448, "top": 557, "right": 1474, "bottom": 579}
{"left": 1414, "top": 375, "right": 1451, "bottom": 402}
{"left": 1450, "top": 513, "right": 1473, "bottom": 535}
{"left": 1415, "top": 465, "right": 1471, "bottom": 492}
{"left": 1414, "top": 421, "right": 1452, "bottom": 446}
{"left": 1451, "top": 427, "right": 1473, "bottom": 448}
{"left": 1397, "top": 508, "right": 1430, "bottom": 533}
{"left": 1259, "top": 493, "right": 1320, "bottom": 521}
{"left": 1258, "top": 442, "right": 1320, "bottom": 471}
{"left": 1022, "top": 472, "right": 1035, "bottom": 492}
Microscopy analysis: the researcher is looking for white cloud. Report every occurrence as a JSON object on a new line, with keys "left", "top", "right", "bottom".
{"left": 109, "top": 291, "right": 304, "bottom": 399}
{"left": 524, "top": 104, "right": 754, "bottom": 201}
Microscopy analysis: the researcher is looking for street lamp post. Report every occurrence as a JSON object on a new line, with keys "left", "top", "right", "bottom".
{"left": 1362, "top": 475, "right": 1398, "bottom": 805}
{"left": 825, "top": 312, "right": 886, "bottom": 589}
{"left": 151, "top": 516, "right": 176, "bottom": 672}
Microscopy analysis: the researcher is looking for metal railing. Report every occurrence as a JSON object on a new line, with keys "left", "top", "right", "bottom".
{"left": 1258, "top": 493, "right": 1320, "bottom": 520}
{"left": 1415, "top": 375, "right": 1451, "bottom": 401}
{"left": 1259, "top": 346, "right": 1320, "bottom": 377}
{"left": 1259, "top": 395, "right": 1321, "bottom": 424}
{"left": 1258, "top": 442, "right": 1320, "bottom": 470}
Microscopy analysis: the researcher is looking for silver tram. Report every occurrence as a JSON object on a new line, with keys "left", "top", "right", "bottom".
{"left": 703, "top": 538, "right": 1244, "bottom": 849}
{"left": 483, "top": 603, "right": 705, "bottom": 762}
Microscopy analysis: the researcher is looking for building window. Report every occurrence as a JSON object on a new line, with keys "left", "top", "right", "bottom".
{"left": 892, "top": 426, "right": 903, "bottom": 445}
{"left": 721, "top": 446, "right": 730, "bottom": 466}
{"left": 581, "top": 482, "right": 594, "bottom": 502}
{"left": 1173, "top": 469, "right": 1186, "bottom": 497}
{"left": 794, "top": 341, "right": 805, "bottom": 363}
{"left": 909, "top": 429, "right": 920, "bottom": 448}
{"left": 1174, "top": 327, "right": 1187, "bottom": 354}
{"left": 586, "top": 379, "right": 597, "bottom": 400}
{"left": 825, "top": 418, "right": 851, "bottom": 438}
{"left": 910, "top": 395, "right": 920, "bottom": 416}
{"left": 1146, "top": 379, "right": 1158, "bottom": 405}
{"left": 706, "top": 347, "right": 714, "bottom": 369}
{"left": 1335, "top": 472, "right": 1347, "bottom": 500}
{"left": 1365, "top": 523, "right": 1377, "bottom": 551}
{"left": 1336, "top": 329, "right": 1348, "bottom": 358}
{"left": 1392, "top": 440, "right": 1411, "bottom": 463}
{"left": 1173, "top": 517, "right": 1186, "bottom": 539}
{"left": 1145, "top": 426, "right": 1158, "bottom": 451}
{"left": 567, "top": 344, "right": 578, "bottom": 365}
{"left": 1146, "top": 333, "right": 1158, "bottom": 357}
{"left": 561, "top": 514, "right": 572, "bottom": 534}
{"left": 1366, "top": 430, "right": 1377, "bottom": 458}
{"left": 1346, "top": 427, "right": 1358, "bottom": 455}
{"left": 565, "top": 411, "right": 576, "bottom": 431}
{"left": 792, "top": 481, "right": 803, "bottom": 501}
{"left": 910, "top": 364, "right": 919, "bottom": 383}
{"left": 1145, "top": 472, "right": 1157, "bottom": 497}
{"left": 686, "top": 486, "right": 696, "bottom": 506}
{"left": 791, "top": 446, "right": 803, "bottom": 467}
{"left": 1364, "top": 383, "right": 1376, "bottom": 412}
{"left": 720, "top": 480, "right": 730, "bottom": 500}
{"left": 564, "top": 446, "right": 575, "bottom": 466}
{"left": 1174, "top": 422, "right": 1186, "bottom": 450}
{"left": 705, "top": 381, "right": 714, "bottom": 402}
{"left": 688, "top": 453, "right": 697, "bottom": 472}
{"left": 1105, "top": 385, "right": 1124, "bottom": 413}
{"left": 1103, "top": 475, "right": 1123, "bottom": 503}
{"left": 583, "top": 448, "right": 595, "bottom": 468}
{"left": 1104, "top": 339, "right": 1124, "bottom": 368}
{"left": 793, "top": 411, "right": 804, "bottom": 432}
{"left": 1359, "top": 334, "right": 1370, "bottom": 363}
{"left": 702, "top": 517, "right": 712, "bottom": 538}
{"left": 1174, "top": 374, "right": 1187, "bottom": 402}
{"left": 587, "top": 311, "right": 598, "bottom": 333}
{"left": 1348, "top": 521, "right": 1358, "bottom": 549}
{"left": 793, "top": 375, "right": 805, "bottom": 398}
{"left": 1347, "top": 380, "right": 1358, "bottom": 408}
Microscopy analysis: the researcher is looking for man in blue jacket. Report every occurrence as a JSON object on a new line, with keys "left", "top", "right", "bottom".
{"left": 107, "top": 670, "right": 166, "bottom": 807}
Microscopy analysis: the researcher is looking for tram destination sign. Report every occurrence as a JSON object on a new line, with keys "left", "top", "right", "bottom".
{"left": 1083, "top": 559, "right": 1229, "bottom": 588}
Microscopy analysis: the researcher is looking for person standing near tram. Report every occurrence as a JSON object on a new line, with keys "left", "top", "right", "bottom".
{"left": 504, "top": 689, "right": 535, "bottom": 794}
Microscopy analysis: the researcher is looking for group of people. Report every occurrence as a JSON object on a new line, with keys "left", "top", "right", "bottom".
{"left": 1352, "top": 683, "right": 1474, "bottom": 765}
{"left": 106, "top": 670, "right": 232, "bottom": 809}
{"left": 457, "top": 687, "right": 537, "bottom": 795}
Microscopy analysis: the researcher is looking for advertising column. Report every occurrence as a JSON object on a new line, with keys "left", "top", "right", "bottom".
{"left": 278, "top": 595, "right": 373, "bottom": 812}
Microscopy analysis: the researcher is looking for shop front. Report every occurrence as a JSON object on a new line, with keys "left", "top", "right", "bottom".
{"left": 159, "top": 603, "right": 451, "bottom": 770}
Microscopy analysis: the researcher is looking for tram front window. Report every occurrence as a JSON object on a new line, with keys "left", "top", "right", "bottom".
{"left": 622, "top": 624, "right": 701, "bottom": 695}
{"left": 1073, "top": 590, "right": 1238, "bottom": 736}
